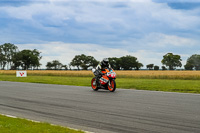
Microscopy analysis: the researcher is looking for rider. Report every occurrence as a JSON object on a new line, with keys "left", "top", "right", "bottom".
{"left": 95, "top": 58, "right": 112, "bottom": 87}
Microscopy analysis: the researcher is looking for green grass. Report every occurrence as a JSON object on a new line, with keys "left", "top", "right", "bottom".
{"left": 117, "top": 78, "right": 200, "bottom": 93}
{"left": 0, "top": 75, "right": 200, "bottom": 93}
{"left": 0, "top": 75, "right": 91, "bottom": 86}
{"left": 0, "top": 114, "right": 84, "bottom": 133}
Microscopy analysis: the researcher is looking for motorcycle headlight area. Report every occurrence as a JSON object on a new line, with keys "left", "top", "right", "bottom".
{"left": 107, "top": 72, "right": 116, "bottom": 77}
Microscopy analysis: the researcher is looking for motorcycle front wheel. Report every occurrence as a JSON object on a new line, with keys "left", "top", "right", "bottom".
{"left": 91, "top": 77, "right": 98, "bottom": 91}
{"left": 108, "top": 79, "right": 116, "bottom": 92}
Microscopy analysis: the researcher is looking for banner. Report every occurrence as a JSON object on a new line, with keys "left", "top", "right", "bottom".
{"left": 16, "top": 71, "right": 27, "bottom": 77}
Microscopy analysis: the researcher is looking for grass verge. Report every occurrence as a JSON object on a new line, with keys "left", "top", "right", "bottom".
{"left": 0, "top": 114, "right": 84, "bottom": 133}
{"left": 0, "top": 75, "right": 200, "bottom": 93}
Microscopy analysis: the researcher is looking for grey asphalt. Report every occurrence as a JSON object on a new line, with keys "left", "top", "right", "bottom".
{"left": 0, "top": 81, "right": 200, "bottom": 133}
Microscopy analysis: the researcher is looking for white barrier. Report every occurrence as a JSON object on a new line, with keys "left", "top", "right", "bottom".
{"left": 16, "top": 71, "right": 27, "bottom": 77}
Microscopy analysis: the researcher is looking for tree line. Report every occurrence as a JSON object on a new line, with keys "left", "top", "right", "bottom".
{"left": 1, "top": 43, "right": 200, "bottom": 70}
{"left": 69, "top": 54, "right": 143, "bottom": 70}
{"left": 0, "top": 43, "right": 42, "bottom": 70}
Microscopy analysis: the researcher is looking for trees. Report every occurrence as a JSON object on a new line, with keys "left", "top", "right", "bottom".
{"left": 70, "top": 55, "right": 143, "bottom": 70}
{"left": 46, "top": 62, "right": 53, "bottom": 70}
{"left": 32, "top": 49, "right": 42, "bottom": 69}
{"left": 12, "top": 51, "right": 22, "bottom": 70}
{"left": 185, "top": 54, "right": 200, "bottom": 70}
{"left": 161, "top": 53, "right": 182, "bottom": 70}
{"left": 0, "top": 43, "right": 42, "bottom": 70}
{"left": 70, "top": 55, "right": 82, "bottom": 70}
{"left": 70, "top": 54, "right": 98, "bottom": 70}
{"left": 52, "top": 60, "right": 63, "bottom": 70}
{"left": 135, "top": 62, "right": 143, "bottom": 70}
{"left": 46, "top": 60, "right": 65, "bottom": 70}
{"left": 146, "top": 64, "right": 154, "bottom": 70}
{"left": 162, "top": 66, "right": 167, "bottom": 70}
{"left": 62, "top": 65, "right": 68, "bottom": 70}
{"left": 184, "top": 63, "right": 194, "bottom": 70}
{"left": 0, "top": 47, "right": 6, "bottom": 69}
{"left": 108, "top": 57, "right": 121, "bottom": 70}
{"left": 154, "top": 65, "right": 159, "bottom": 70}
{"left": 18, "top": 49, "right": 42, "bottom": 70}
{"left": 120, "top": 55, "right": 143, "bottom": 70}
{"left": 5, "top": 43, "right": 200, "bottom": 71}
{"left": 0, "top": 43, "right": 18, "bottom": 70}
{"left": 147, "top": 64, "right": 159, "bottom": 70}
{"left": 84, "top": 55, "right": 99, "bottom": 69}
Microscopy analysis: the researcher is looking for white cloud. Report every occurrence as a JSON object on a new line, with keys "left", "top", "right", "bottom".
{"left": 144, "top": 33, "right": 197, "bottom": 47}
{"left": 16, "top": 41, "right": 189, "bottom": 69}
{"left": 154, "top": 0, "right": 200, "bottom": 3}
{"left": 1, "top": 0, "right": 199, "bottom": 48}
{"left": 48, "top": 0, "right": 151, "bottom": 3}
{"left": 1, "top": 0, "right": 200, "bottom": 70}
{"left": 17, "top": 42, "right": 132, "bottom": 67}
{"left": 2, "top": 0, "right": 199, "bottom": 29}
{"left": 119, "top": 32, "right": 198, "bottom": 53}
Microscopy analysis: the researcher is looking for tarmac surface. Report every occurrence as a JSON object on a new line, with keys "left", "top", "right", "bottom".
{"left": 0, "top": 81, "right": 200, "bottom": 133}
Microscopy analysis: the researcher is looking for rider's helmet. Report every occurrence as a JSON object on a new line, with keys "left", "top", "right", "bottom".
{"left": 102, "top": 58, "right": 109, "bottom": 66}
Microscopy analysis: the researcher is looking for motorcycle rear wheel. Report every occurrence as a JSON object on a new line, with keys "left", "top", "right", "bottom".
{"left": 108, "top": 79, "right": 116, "bottom": 92}
{"left": 91, "top": 77, "right": 98, "bottom": 91}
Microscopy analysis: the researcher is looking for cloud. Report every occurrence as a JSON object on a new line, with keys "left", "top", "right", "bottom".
{"left": 144, "top": 33, "right": 197, "bottom": 47}
{"left": 153, "top": 0, "right": 200, "bottom": 3}
{"left": 2, "top": 1, "right": 199, "bottom": 29}
{"left": 1, "top": 0, "right": 200, "bottom": 69}
{"left": 16, "top": 39, "right": 193, "bottom": 69}
{"left": 17, "top": 42, "right": 132, "bottom": 67}
{"left": 1, "top": 1, "right": 199, "bottom": 38}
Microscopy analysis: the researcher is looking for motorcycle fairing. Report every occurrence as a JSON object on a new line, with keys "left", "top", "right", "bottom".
{"left": 100, "top": 75, "right": 109, "bottom": 85}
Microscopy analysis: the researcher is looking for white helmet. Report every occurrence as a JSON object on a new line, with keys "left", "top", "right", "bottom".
{"left": 102, "top": 58, "right": 109, "bottom": 66}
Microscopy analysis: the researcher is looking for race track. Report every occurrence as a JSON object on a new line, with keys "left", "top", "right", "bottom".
{"left": 0, "top": 81, "right": 200, "bottom": 133}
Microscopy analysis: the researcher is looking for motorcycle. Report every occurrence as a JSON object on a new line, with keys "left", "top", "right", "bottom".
{"left": 91, "top": 68, "right": 116, "bottom": 92}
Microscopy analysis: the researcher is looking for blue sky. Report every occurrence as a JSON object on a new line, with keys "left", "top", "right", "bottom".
{"left": 1, "top": 0, "right": 200, "bottom": 69}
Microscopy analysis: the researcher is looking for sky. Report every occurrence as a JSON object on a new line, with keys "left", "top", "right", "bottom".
{"left": 1, "top": 0, "right": 200, "bottom": 69}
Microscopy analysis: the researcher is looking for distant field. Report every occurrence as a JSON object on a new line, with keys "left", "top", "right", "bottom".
{"left": 1, "top": 70, "right": 200, "bottom": 79}
{"left": 1, "top": 70, "right": 200, "bottom": 93}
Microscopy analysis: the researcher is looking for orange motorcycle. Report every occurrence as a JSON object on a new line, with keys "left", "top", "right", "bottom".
{"left": 91, "top": 68, "right": 116, "bottom": 92}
